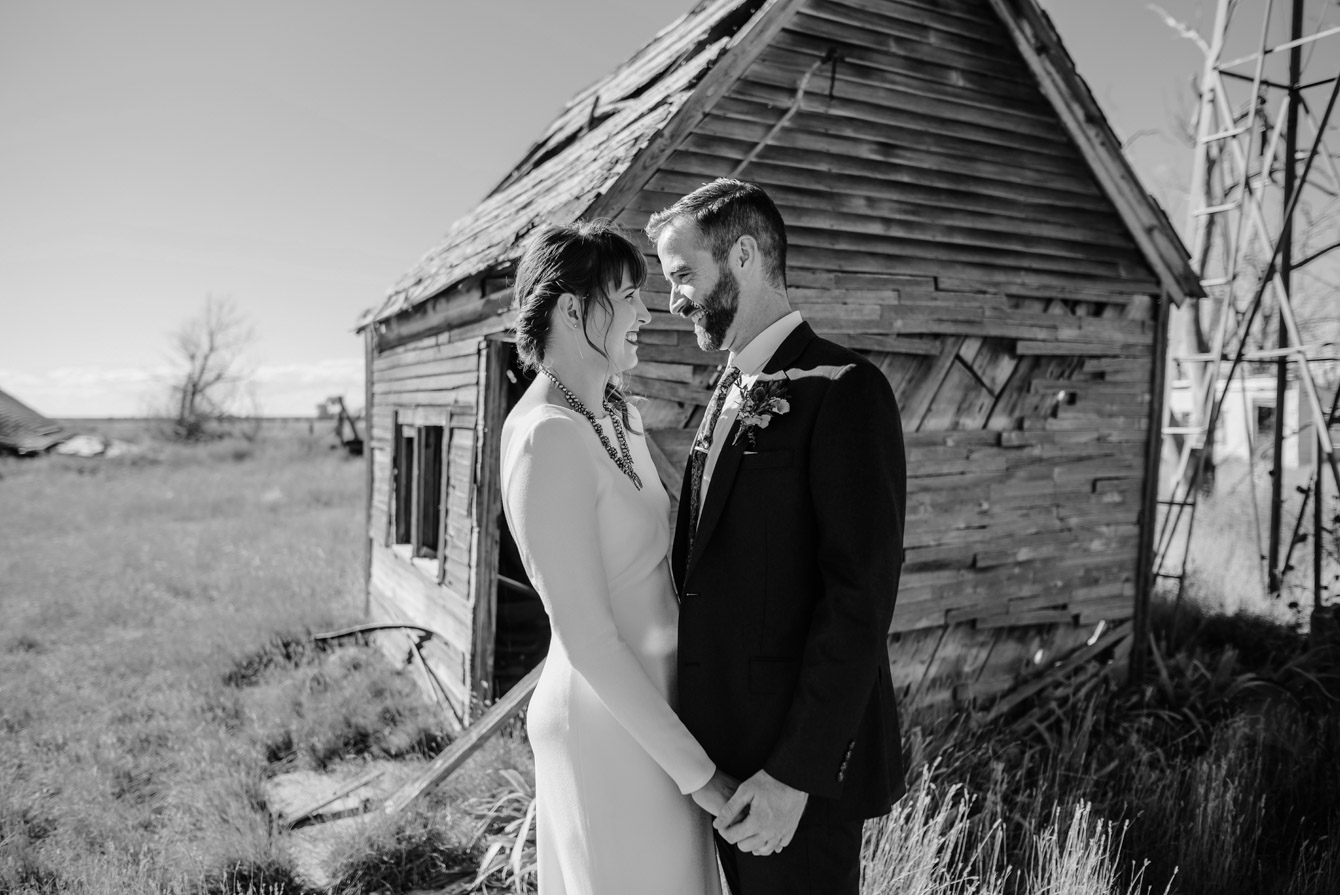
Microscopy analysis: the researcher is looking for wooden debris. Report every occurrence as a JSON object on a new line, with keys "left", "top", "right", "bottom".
{"left": 383, "top": 661, "right": 544, "bottom": 816}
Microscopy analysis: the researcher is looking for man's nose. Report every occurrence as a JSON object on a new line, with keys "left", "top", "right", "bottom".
{"left": 668, "top": 287, "right": 690, "bottom": 317}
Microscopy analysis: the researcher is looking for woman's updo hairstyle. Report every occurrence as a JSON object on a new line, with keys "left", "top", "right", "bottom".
{"left": 511, "top": 219, "right": 648, "bottom": 372}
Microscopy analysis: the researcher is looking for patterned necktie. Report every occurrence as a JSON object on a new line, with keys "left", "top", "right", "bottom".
{"left": 687, "top": 366, "right": 741, "bottom": 559}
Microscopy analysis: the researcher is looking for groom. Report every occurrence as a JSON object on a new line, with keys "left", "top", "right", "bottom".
{"left": 648, "top": 179, "right": 906, "bottom": 895}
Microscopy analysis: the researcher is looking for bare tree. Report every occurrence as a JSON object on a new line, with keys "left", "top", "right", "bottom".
{"left": 164, "top": 296, "right": 257, "bottom": 440}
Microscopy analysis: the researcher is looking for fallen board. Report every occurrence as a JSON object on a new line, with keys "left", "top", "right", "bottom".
{"left": 382, "top": 659, "right": 545, "bottom": 816}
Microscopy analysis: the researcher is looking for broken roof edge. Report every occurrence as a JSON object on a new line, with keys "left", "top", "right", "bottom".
{"left": 355, "top": 0, "right": 797, "bottom": 334}
{"left": 989, "top": 0, "right": 1203, "bottom": 306}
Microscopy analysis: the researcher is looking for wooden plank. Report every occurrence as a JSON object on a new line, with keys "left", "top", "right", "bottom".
{"left": 823, "top": 333, "right": 942, "bottom": 356}
{"left": 661, "top": 151, "right": 1131, "bottom": 228}
{"left": 808, "top": 0, "right": 1015, "bottom": 61}
{"left": 648, "top": 427, "right": 697, "bottom": 471}
{"left": 369, "top": 545, "right": 474, "bottom": 652}
{"left": 917, "top": 360, "right": 994, "bottom": 432}
{"left": 742, "top": 54, "right": 1074, "bottom": 151}
{"left": 787, "top": 11, "right": 1035, "bottom": 86}
{"left": 373, "top": 355, "right": 479, "bottom": 382}
{"left": 938, "top": 278, "right": 1150, "bottom": 305}
{"left": 372, "top": 370, "right": 479, "bottom": 395}
{"left": 375, "top": 334, "right": 484, "bottom": 366}
{"left": 785, "top": 246, "right": 1159, "bottom": 297}
{"left": 382, "top": 660, "right": 545, "bottom": 816}
{"left": 470, "top": 341, "right": 510, "bottom": 716}
{"left": 633, "top": 361, "right": 698, "bottom": 384}
{"left": 634, "top": 343, "right": 730, "bottom": 366}
{"left": 375, "top": 387, "right": 480, "bottom": 408}
{"left": 641, "top": 171, "right": 1130, "bottom": 247}
{"left": 782, "top": 223, "right": 1140, "bottom": 281}
{"left": 900, "top": 336, "right": 965, "bottom": 429}
{"left": 959, "top": 337, "right": 1018, "bottom": 394}
{"left": 627, "top": 375, "right": 713, "bottom": 407}
{"left": 639, "top": 168, "right": 1134, "bottom": 266}
{"left": 831, "top": 0, "right": 1004, "bottom": 38}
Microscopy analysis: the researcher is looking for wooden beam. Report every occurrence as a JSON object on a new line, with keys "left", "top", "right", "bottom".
{"left": 364, "top": 328, "right": 375, "bottom": 616}
{"left": 382, "top": 660, "right": 545, "bottom": 816}
{"left": 1131, "top": 292, "right": 1170, "bottom": 686}
{"left": 469, "top": 341, "right": 509, "bottom": 718}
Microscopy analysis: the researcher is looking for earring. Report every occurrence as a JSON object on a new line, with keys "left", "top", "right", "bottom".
{"left": 571, "top": 322, "right": 585, "bottom": 360}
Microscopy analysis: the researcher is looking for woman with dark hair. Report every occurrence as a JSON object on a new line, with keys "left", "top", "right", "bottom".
{"left": 500, "top": 220, "right": 734, "bottom": 894}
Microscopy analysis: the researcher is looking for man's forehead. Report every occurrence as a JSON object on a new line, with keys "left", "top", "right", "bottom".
{"left": 657, "top": 218, "right": 706, "bottom": 255}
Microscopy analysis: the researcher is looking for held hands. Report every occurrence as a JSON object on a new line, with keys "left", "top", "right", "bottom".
{"left": 690, "top": 768, "right": 740, "bottom": 817}
{"left": 714, "top": 769, "right": 808, "bottom": 857}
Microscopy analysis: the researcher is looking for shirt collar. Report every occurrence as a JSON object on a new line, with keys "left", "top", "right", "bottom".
{"left": 728, "top": 310, "right": 804, "bottom": 377}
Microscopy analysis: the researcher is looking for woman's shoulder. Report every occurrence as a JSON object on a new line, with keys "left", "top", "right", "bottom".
{"left": 505, "top": 402, "right": 589, "bottom": 454}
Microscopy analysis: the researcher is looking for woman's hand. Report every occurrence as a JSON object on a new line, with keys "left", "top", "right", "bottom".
{"left": 691, "top": 768, "right": 739, "bottom": 817}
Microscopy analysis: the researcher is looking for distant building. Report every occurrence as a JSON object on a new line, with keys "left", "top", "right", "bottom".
{"left": 1169, "top": 375, "right": 1338, "bottom": 471}
{"left": 0, "top": 387, "right": 68, "bottom": 455}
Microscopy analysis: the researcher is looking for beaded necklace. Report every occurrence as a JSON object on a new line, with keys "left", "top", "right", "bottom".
{"left": 542, "top": 369, "right": 643, "bottom": 491}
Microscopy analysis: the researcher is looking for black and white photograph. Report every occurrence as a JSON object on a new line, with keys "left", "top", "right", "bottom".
{"left": 5, "top": 1, "right": 1340, "bottom": 893}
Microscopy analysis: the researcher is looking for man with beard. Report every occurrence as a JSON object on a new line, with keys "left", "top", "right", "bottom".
{"left": 646, "top": 179, "right": 907, "bottom": 895}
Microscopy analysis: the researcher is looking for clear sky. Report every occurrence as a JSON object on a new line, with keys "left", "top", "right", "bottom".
{"left": 1, "top": 0, "right": 1336, "bottom": 417}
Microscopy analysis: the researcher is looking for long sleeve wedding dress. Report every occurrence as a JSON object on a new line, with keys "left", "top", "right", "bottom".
{"left": 500, "top": 403, "right": 721, "bottom": 895}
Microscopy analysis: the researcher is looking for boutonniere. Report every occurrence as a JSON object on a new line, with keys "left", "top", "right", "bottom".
{"left": 732, "top": 377, "right": 791, "bottom": 446}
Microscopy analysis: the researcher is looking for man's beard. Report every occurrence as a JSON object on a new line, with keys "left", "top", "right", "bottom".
{"left": 695, "top": 263, "right": 740, "bottom": 351}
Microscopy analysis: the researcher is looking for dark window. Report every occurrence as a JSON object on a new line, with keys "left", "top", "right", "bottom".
{"left": 1255, "top": 403, "right": 1276, "bottom": 443}
{"left": 392, "top": 422, "right": 446, "bottom": 559}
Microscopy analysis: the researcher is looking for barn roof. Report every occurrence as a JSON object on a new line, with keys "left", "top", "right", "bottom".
{"left": 0, "top": 387, "right": 68, "bottom": 455}
{"left": 358, "top": 0, "right": 1200, "bottom": 330}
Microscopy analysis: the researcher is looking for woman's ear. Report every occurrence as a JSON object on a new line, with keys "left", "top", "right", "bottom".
{"left": 555, "top": 292, "right": 583, "bottom": 332}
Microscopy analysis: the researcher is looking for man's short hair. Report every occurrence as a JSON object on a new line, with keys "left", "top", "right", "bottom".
{"left": 645, "top": 178, "right": 788, "bottom": 287}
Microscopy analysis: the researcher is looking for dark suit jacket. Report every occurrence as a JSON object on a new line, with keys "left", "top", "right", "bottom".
{"left": 672, "top": 322, "right": 907, "bottom": 824}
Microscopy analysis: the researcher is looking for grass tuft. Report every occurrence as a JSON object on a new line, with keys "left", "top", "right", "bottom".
{"left": 222, "top": 634, "right": 343, "bottom": 689}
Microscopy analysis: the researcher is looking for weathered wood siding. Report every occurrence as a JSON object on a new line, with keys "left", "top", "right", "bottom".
{"left": 615, "top": 0, "right": 1158, "bottom": 695}
{"left": 367, "top": 331, "right": 486, "bottom": 722}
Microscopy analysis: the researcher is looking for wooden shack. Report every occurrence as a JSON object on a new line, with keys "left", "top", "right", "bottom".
{"left": 355, "top": 0, "right": 1202, "bottom": 724}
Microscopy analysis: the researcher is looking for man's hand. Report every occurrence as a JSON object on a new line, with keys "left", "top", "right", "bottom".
{"left": 690, "top": 768, "right": 739, "bottom": 817}
{"left": 714, "top": 769, "right": 808, "bottom": 856}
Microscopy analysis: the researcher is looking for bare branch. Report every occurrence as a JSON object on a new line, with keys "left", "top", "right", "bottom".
{"left": 1149, "top": 4, "right": 1211, "bottom": 56}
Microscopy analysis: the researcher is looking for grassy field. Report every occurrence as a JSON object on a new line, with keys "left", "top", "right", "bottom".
{"left": 0, "top": 425, "right": 533, "bottom": 894}
{"left": 3, "top": 425, "right": 1340, "bottom": 894}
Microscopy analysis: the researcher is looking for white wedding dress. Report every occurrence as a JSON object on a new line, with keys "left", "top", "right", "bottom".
{"left": 501, "top": 402, "right": 721, "bottom": 895}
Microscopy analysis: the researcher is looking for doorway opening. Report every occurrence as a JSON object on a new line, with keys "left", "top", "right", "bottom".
{"left": 491, "top": 346, "right": 550, "bottom": 697}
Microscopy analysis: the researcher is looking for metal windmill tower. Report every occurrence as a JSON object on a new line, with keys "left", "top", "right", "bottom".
{"left": 1156, "top": 0, "right": 1340, "bottom": 616}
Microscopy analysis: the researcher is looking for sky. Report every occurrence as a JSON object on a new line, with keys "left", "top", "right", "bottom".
{"left": 2, "top": 0, "right": 1337, "bottom": 417}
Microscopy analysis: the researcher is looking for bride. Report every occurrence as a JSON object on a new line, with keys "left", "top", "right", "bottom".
{"left": 500, "top": 220, "right": 736, "bottom": 894}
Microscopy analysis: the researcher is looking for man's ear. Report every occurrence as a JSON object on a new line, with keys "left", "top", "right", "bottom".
{"left": 555, "top": 292, "right": 583, "bottom": 331}
{"left": 735, "top": 235, "right": 758, "bottom": 276}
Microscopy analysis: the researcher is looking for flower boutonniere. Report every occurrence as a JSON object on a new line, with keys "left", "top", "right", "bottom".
{"left": 732, "top": 377, "right": 791, "bottom": 447}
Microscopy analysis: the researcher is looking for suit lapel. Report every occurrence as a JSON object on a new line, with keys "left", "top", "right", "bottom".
{"left": 685, "top": 322, "right": 817, "bottom": 580}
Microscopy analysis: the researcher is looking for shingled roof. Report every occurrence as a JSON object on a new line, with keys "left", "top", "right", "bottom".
{"left": 359, "top": 0, "right": 1198, "bottom": 329}
{"left": 0, "top": 387, "right": 68, "bottom": 455}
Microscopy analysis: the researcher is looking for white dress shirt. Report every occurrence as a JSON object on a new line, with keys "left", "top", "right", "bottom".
{"left": 698, "top": 311, "right": 804, "bottom": 513}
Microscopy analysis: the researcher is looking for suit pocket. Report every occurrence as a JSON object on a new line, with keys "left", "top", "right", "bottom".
{"left": 740, "top": 449, "right": 792, "bottom": 470}
{"left": 748, "top": 657, "right": 801, "bottom": 694}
